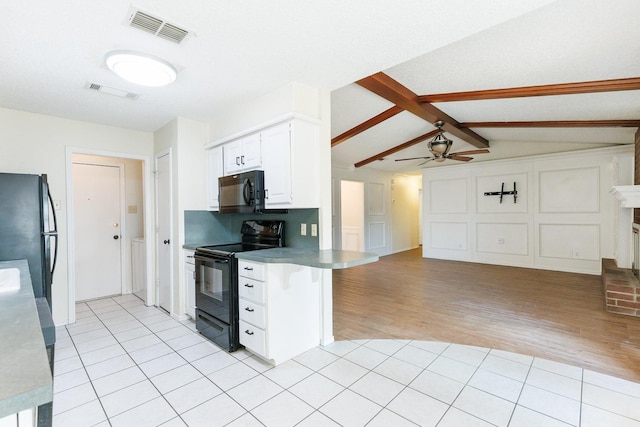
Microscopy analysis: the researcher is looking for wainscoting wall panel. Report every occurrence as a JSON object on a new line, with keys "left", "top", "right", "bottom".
{"left": 422, "top": 146, "right": 633, "bottom": 275}
{"left": 539, "top": 166, "right": 600, "bottom": 213}
{"left": 476, "top": 223, "right": 528, "bottom": 255}
{"left": 430, "top": 222, "right": 467, "bottom": 252}
{"left": 477, "top": 173, "right": 528, "bottom": 214}
{"left": 539, "top": 224, "right": 600, "bottom": 261}
{"left": 429, "top": 178, "right": 468, "bottom": 214}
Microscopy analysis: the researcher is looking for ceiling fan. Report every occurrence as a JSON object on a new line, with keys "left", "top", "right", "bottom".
{"left": 395, "top": 121, "right": 489, "bottom": 165}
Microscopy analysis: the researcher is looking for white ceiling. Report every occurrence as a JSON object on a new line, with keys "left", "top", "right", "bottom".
{"left": 2, "top": 1, "right": 639, "bottom": 174}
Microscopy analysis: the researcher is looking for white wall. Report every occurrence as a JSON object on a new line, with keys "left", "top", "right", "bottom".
{"left": 0, "top": 107, "right": 153, "bottom": 324}
{"left": 422, "top": 145, "right": 634, "bottom": 275}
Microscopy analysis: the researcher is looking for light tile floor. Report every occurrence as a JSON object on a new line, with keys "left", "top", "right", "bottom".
{"left": 52, "top": 295, "right": 640, "bottom": 427}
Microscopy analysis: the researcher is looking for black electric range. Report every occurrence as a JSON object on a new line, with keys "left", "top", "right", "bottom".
{"left": 194, "top": 220, "right": 284, "bottom": 351}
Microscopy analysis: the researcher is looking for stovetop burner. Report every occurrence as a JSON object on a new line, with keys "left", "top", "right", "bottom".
{"left": 197, "top": 242, "right": 277, "bottom": 256}
{"left": 195, "top": 219, "right": 285, "bottom": 257}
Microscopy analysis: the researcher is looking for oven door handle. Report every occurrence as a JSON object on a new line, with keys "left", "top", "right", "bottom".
{"left": 195, "top": 254, "right": 230, "bottom": 264}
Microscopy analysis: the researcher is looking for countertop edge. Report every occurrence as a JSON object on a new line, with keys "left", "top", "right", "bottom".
{"left": 0, "top": 260, "right": 53, "bottom": 418}
{"left": 235, "top": 249, "right": 379, "bottom": 269}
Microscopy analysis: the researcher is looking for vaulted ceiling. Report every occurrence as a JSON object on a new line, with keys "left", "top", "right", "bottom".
{"left": 330, "top": 0, "right": 640, "bottom": 173}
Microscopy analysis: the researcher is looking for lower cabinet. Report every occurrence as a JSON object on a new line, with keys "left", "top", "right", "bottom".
{"left": 238, "top": 259, "right": 320, "bottom": 365}
{"left": 184, "top": 250, "right": 196, "bottom": 319}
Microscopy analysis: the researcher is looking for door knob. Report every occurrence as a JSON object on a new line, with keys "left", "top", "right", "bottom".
{"left": 163, "top": 239, "right": 170, "bottom": 244}
{"left": 113, "top": 235, "right": 119, "bottom": 240}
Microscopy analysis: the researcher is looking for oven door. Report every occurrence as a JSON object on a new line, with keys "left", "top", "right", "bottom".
{"left": 195, "top": 253, "right": 235, "bottom": 324}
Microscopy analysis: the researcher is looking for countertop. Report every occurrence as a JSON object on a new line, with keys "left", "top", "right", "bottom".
{"left": 0, "top": 260, "right": 53, "bottom": 418}
{"left": 235, "top": 248, "right": 379, "bottom": 269}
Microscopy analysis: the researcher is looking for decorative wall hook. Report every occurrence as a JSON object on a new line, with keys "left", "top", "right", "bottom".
{"left": 484, "top": 182, "right": 518, "bottom": 204}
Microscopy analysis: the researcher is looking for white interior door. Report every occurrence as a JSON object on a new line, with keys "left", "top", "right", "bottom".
{"left": 73, "top": 162, "right": 122, "bottom": 301}
{"left": 156, "top": 152, "right": 172, "bottom": 313}
{"left": 340, "top": 180, "right": 365, "bottom": 251}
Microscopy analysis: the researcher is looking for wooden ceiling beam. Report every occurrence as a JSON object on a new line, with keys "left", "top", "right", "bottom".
{"left": 418, "top": 77, "right": 640, "bottom": 103}
{"left": 356, "top": 72, "right": 489, "bottom": 149}
{"left": 331, "top": 106, "right": 402, "bottom": 147}
{"left": 354, "top": 130, "right": 439, "bottom": 168}
{"left": 461, "top": 120, "right": 640, "bottom": 128}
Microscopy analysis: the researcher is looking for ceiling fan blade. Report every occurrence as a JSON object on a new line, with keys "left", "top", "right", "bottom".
{"left": 395, "top": 156, "right": 432, "bottom": 162}
{"left": 451, "top": 149, "right": 490, "bottom": 156}
{"left": 449, "top": 156, "right": 473, "bottom": 162}
{"left": 417, "top": 158, "right": 435, "bottom": 166}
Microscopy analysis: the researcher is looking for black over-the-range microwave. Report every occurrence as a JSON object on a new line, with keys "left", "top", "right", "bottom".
{"left": 218, "top": 170, "right": 265, "bottom": 214}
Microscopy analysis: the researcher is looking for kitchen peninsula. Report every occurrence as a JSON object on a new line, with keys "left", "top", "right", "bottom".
{"left": 234, "top": 248, "right": 377, "bottom": 365}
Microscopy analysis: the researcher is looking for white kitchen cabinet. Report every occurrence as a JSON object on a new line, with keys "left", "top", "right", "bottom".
{"left": 205, "top": 146, "right": 223, "bottom": 211}
{"left": 261, "top": 122, "right": 292, "bottom": 206}
{"left": 223, "top": 132, "right": 262, "bottom": 175}
{"left": 184, "top": 250, "right": 196, "bottom": 319}
{"left": 238, "top": 259, "right": 320, "bottom": 365}
{"left": 261, "top": 117, "right": 320, "bottom": 208}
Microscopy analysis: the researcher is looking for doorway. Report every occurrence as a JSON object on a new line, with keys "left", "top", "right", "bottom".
{"left": 66, "top": 149, "right": 151, "bottom": 324}
{"left": 340, "top": 180, "right": 365, "bottom": 251}
{"left": 72, "top": 162, "right": 124, "bottom": 301}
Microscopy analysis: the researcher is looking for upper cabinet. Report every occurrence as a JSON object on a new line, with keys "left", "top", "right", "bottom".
{"left": 205, "top": 145, "right": 223, "bottom": 211}
{"left": 262, "top": 117, "right": 320, "bottom": 209}
{"left": 206, "top": 114, "right": 320, "bottom": 211}
{"left": 223, "top": 133, "right": 262, "bottom": 175}
{"left": 261, "top": 122, "right": 292, "bottom": 206}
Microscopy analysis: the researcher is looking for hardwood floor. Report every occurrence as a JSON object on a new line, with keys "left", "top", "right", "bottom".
{"left": 332, "top": 247, "right": 640, "bottom": 383}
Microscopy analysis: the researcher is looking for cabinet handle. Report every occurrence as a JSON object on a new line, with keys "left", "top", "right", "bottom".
{"left": 264, "top": 189, "right": 269, "bottom": 199}
{"left": 241, "top": 155, "right": 245, "bottom": 165}
{"left": 244, "top": 266, "right": 253, "bottom": 271}
{"left": 244, "top": 283, "right": 254, "bottom": 288}
{"left": 244, "top": 330, "right": 254, "bottom": 336}
{"left": 187, "top": 255, "right": 194, "bottom": 259}
{"left": 244, "top": 307, "right": 254, "bottom": 312}
{"left": 236, "top": 156, "right": 240, "bottom": 165}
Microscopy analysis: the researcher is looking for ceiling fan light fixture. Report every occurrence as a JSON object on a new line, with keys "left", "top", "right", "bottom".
{"left": 428, "top": 134, "right": 452, "bottom": 155}
{"left": 105, "top": 50, "right": 177, "bottom": 87}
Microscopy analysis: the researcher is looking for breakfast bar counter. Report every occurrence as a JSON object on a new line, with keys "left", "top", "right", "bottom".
{"left": 235, "top": 248, "right": 379, "bottom": 269}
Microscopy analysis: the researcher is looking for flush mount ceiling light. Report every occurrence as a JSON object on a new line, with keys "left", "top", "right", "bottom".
{"left": 105, "top": 50, "right": 177, "bottom": 87}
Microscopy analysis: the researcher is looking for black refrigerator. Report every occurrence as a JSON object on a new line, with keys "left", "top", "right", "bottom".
{"left": 0, "top": 172, "right": 57, "bottom": 427}
{"left": 0, "top": 173, "right": 58, "bottom": 306}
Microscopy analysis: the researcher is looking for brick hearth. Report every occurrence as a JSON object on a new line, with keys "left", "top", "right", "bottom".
{"left": 602, "top": 258, "right": 640, "bottom": 317}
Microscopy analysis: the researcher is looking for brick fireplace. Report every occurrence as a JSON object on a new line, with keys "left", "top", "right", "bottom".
{"left": 604, "top": 128, "right": 640, "bottom": 318}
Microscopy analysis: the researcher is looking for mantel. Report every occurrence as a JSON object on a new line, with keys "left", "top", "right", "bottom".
{"left": 610, "top": 185, "right": 640, "bottom": 208}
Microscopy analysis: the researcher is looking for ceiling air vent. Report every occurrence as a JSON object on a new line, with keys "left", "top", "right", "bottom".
{"left": 128, "top": 9, "right": 190, "bottom": 44}
{"left": 85, "top": 82, "right": 140, "bottom": 100}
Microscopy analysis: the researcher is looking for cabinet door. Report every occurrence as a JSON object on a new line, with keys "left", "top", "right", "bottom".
{"left": 240, "top": 133, "right": 262, "bottom": 171}
{"left": 184, "top": 251, "right": 196, "bottom": 318}
{"left": 262, "top": 122, "right": 292, "bottom": 206}
{"left": 223, "top": 140, "right": 243, "bottom": 175}
{"left": 206, "top": 146, "right": 223, "bottom": 211}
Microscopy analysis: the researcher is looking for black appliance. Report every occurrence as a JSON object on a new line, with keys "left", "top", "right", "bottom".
{"left": 0, "top": 173, "right": 58, "bottom": 304}
{"left": 218, "top": 170, "right": 265, "bottom": 214}
{"left": 195, "top": 219, "right": 285, "bottom": 351}
{"left": 0, "top": 173, "right": 58, "bottom": 427}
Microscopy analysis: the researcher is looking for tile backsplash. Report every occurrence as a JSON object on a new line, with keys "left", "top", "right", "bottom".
{"left": 184, "top": 209, "right": 320, "bottom": 249}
